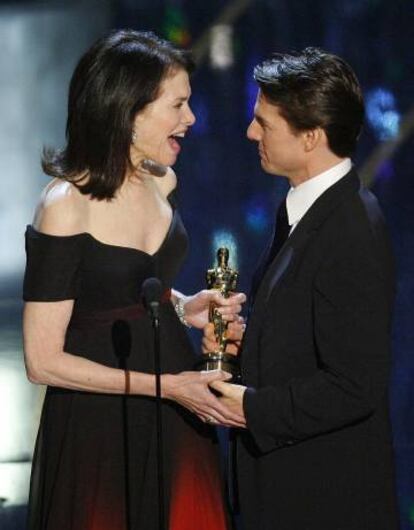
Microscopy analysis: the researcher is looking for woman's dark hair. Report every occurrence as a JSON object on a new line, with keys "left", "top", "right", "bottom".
{"left": 253, "top": 47, "right": 364, "bottom": 157}
{"left": 43, "top": 29, "right": 194, "bottom": 200}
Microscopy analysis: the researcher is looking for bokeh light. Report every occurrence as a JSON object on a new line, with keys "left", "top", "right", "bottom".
{"left": 162, "top": 6, "right": 191, "bottom": 47}
{"left": 245, "top": 195, "right": 271, "bottom": 233}
{"left": 209, "top": 24, "right": 234, "bottom": 70}
{"left": 366, "top": 87, "right": 401, "bottom": 141}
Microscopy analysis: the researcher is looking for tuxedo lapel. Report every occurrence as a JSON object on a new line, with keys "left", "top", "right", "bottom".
{"left": 242, "top": 169, "right": 361, "bottom": 366}
{"left": 248, "top": 199, "right": 289, "bottom": 311}
{"left": 263, "top": 169, "right": 360, "bottom": 298}
{"left": 250, "top": 222, "right": 308, "bottom": 320}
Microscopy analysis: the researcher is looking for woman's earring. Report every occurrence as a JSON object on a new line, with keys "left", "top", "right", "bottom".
{"left": 131, "top": 130, "right": 137, "bottom": 144}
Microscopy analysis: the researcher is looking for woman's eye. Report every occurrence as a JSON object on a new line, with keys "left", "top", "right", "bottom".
{"left": 174, "top": 103, "right": 183, "bottom": 109}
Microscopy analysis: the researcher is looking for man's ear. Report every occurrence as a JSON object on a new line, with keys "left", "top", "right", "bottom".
{"left": 303, "top": 127, "right": 324, "bottom": 152}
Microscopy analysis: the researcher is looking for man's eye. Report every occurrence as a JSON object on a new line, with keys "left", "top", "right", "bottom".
{"left": 174, "top": 103, "right": 183, "bottom": 109}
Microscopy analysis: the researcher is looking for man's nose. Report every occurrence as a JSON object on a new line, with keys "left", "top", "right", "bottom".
{"left": 247, "top": 120, "right": 259, "bottom": 141}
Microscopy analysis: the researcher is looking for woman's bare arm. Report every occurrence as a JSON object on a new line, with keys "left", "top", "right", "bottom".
{"left": 23, "top": 300, "right": 156, "bottom": 395}
{"left": 23, "top": 301, "right": 245, "bottom": 426}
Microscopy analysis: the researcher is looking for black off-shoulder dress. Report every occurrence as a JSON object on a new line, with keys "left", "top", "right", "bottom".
{"left": 23, "top": 201, "right": 228, "bottom": 530}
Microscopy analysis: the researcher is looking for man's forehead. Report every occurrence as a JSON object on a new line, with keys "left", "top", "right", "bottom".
{"left": 254, "top": 92, "right": 280, "bottom": 118}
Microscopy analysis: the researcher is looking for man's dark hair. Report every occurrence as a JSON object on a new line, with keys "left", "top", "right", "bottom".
{"left": 253, "top": 47, "right": 364, "bottom": 157}
{"left": 43, "top": 29, "right": 194, "bottom": 200}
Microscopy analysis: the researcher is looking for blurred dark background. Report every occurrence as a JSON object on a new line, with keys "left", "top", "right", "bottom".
{"left": 0, "top": 1, "right": 412, "bottom": 528}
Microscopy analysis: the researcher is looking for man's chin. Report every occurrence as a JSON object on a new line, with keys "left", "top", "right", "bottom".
{"left": 259, "top": 158, "right": 268, "bottom": 169}
{"left": 259, "top": 159, "right": 273, "bottom": 174}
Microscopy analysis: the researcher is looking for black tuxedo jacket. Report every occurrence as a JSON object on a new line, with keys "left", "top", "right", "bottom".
{"left": 237, "top": 170, "right": 400, "bottom": 530}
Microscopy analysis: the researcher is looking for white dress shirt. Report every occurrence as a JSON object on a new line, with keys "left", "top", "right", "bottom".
{"left": 286, "top": 158, "right": 352, "bottom": 233}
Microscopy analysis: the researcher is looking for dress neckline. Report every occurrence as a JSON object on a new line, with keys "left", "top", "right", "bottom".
{"left": 26, "top": 209, "right": 178, "bottom": 260}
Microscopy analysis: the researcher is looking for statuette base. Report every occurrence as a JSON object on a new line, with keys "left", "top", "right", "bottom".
{"left": 196, "top": 352, "right": 241, "bottom": 383}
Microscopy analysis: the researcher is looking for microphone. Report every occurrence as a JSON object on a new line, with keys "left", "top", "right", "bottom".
{"left": 142, "top": 277, "right": 163, "bottom": 320}
{"left": 142, "top": 276, "right": 165, "bottom": 530}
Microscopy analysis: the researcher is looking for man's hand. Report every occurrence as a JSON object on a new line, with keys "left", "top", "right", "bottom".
{"left": 180, "top": 290, "right": 246, "bottom": 329}
{"left": 162, "top": 370, "right": 246, "bottom": 427}
{"left": 202, "top": 320, "right": 245, "bottom": 355}
{"left": 209, "top": 380, "right": 247, "bottom": 427}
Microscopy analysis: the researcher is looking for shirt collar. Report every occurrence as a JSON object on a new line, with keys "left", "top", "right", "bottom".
{"left": 286, "top": 158, "right": 352, "bottom": 228}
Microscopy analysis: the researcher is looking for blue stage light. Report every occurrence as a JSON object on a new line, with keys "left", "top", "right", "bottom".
{"left": 366, "top": 88, "right": 401, "bottom": 141}
{"left": 245, "top": 194, "right": 271, "bottom": 233}
{"left": 377, "top": 160, "right": 395, "bottom": 181}
{"left": 245, "top": 55, "right": 260, "bottom": 123}
{"left": 190, "top": 94, "right": 209, "bottom": 136}
{"left": 246, "top": 205, "right": 269, "bottom": 232}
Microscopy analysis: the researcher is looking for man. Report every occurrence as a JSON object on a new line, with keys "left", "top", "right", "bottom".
{"left": 205, "top": 48, "right": 399, "bottom": 530}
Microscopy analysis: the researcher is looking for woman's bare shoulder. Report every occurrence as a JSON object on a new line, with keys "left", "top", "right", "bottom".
{"left": 33, "top": 178, "right": 89, "bottom": 236}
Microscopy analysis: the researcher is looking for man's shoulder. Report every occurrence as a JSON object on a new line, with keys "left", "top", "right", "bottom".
{"left": 323, "top": 178, "right": 386, "bottom": 234}
{"left": 316, "top": 182, "right": 393, "bottom": 275}
{"left": 345, "top": 184, "right": 388, "bottom": 239}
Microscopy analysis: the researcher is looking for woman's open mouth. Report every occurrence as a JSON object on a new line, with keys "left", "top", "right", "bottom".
{"left": 168, "top": 136, "right": 181, "bottom": 154}
{"left": 168, "top": 132, "right": 186, "bottom": 154}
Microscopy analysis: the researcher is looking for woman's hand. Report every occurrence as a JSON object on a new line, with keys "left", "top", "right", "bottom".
{"left": 162, "top": 370, "right": 246, "bottom": 427}
{"left": 181, "top": 290, "right": 246, "bottom": 329}
{"left": 202, "top": 321, "right": 245, "bottom": 356}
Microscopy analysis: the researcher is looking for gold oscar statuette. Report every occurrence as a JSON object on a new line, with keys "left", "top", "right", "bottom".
{"left": 196, "top": 247, "right": 241, "bottom": 381}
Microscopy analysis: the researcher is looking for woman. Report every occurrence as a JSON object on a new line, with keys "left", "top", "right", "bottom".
{"left": 23, "top": 29, "right": 245, "bottom": 530}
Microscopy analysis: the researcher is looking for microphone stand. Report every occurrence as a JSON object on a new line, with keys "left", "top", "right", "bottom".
{"left": 143, "top": 277, "right": 165, "bottom": 530}
{"left": 152, "top": 305, "right": 165, "bottom": 530}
